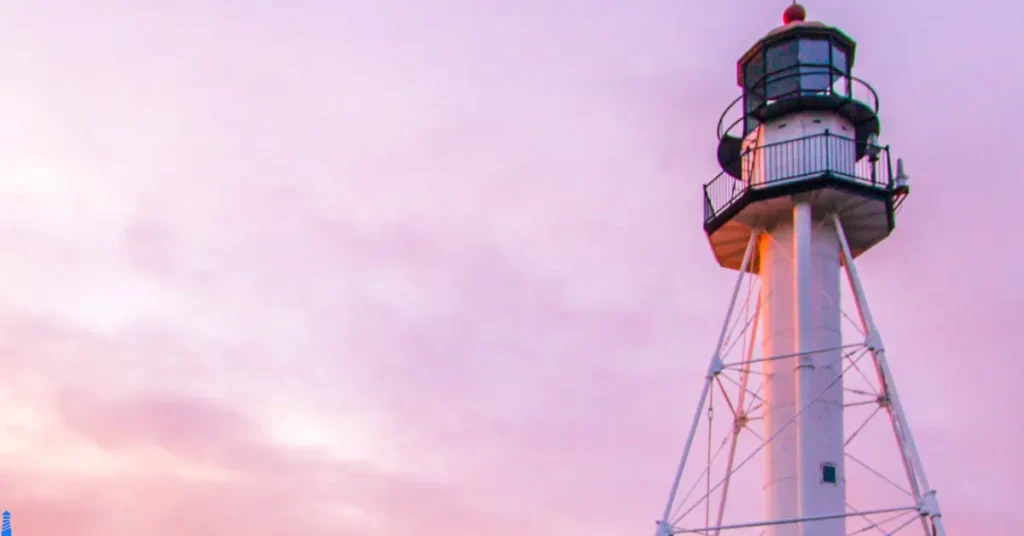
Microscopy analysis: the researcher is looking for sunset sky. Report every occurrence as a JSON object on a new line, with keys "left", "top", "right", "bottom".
{"left": 0, "top": 0, "right": 1020, "bottom": 534}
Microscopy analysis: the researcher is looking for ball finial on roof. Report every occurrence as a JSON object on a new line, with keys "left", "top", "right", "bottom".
{"left": 783, "top": 3, "right": 807, "bottom": 24}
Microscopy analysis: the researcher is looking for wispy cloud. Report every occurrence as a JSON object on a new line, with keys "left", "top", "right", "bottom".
{"left": 0, "top": 0, "right": 1019, "bottom": 534}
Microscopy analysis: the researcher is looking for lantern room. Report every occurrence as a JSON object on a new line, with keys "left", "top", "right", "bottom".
{"left": 737, "top": 24, "right": 856, "bottom": 136}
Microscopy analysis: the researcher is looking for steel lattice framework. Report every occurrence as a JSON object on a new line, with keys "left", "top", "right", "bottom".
{"left": 655, "top": 215, "right": 944, "bottom": 536}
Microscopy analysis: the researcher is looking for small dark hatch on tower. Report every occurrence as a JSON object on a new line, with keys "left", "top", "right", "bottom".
{"left": 822, "top": 463, "right": 838, "bottom": 484}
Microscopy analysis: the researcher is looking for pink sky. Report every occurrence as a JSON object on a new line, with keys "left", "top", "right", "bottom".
{"left": 0, "top": 0, "right": 1019, "bottom": 534}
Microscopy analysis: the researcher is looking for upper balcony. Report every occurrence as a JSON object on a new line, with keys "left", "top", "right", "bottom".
{"left": 703, "top": 131, "right": 900, "bottom": 271}
{"left": 705, "top": 131, "right": 892, "bottom": 227}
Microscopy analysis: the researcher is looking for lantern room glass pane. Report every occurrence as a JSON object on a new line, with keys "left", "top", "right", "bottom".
{"left": 832, "top": 45, "right": 848, "bottom": 74}
{"left": 744, "top": 93, "right": 763, "bottom": 134}
{"left": 766, "top": 40, "right": 798, "bottom": 73}
{"left": 800, "top": 66, "right": 831, "bottom": 94}
{"left": 766, "top": 74, "right": 799, "bottom": 99}
{"left": 832, "top": 74, "right": 850, "bottom": 97}
{"left": 744, "top": 53, "right": 765, "bottom": 91}
{"left": 798, "top": 39, "right": 830, "bottom": 65}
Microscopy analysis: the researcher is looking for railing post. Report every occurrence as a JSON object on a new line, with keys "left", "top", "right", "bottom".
{"left": 824, "top": 129, "right": 830, "bottom": 174}
{"left": 886, "top": 146, "right": 894, "bottom": 189}
{"left": 705, "top": 188, "right": 714, "bottom": 221}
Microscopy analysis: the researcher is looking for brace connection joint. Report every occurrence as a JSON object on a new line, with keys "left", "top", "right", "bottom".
{"left": 917, "top": 489, "right": 942, "bottom": 518}
{"left": 707, "top": 355, "right": 725, "bottom": 379}
{"left": 865, "top": 331, "right": 884, "bottom": 352}
{"left": 654, "top": 520, "right": 674, "bottom": 536}
{"left": 876, "top": 394, "right": 890, "bottom": 408}
{"left": 733, "top": 412, "right": 749, "bottom": 434}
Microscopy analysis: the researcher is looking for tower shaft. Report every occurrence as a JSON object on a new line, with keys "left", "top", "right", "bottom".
{"left": 760, "top": 204, "right": 845, "bottom": 536}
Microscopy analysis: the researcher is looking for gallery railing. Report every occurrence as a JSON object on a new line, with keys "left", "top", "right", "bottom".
{"left": 704, "top": 131, "right": 892, "bottom": 224}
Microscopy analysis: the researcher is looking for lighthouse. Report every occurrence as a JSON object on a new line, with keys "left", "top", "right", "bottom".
{"left": 655, "top": 5, "right": 944, "bottom": 536}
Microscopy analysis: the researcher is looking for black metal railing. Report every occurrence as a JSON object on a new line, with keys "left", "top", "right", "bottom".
{"left": 703, "top": 131, "right": 892, "bottom": 224}
{"left": 716, "top": 74, "right": 879, "bottom": 142}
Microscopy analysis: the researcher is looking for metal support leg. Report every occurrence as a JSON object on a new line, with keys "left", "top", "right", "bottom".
{"left": 713, "top": 289, "right": 761, "bottom": 536}
{"left": 657, "top": 230, "right": 760, "bottom": 534}
{"left": 833, "top": 214, "right": 946, "bottom": 536}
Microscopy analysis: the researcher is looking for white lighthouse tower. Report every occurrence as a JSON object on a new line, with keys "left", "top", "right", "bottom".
{"left": 655, "top": 5, "right": 944, "bottom": 536}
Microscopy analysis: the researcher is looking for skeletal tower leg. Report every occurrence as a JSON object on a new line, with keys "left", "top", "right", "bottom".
{"left": 834, "top": 214, "right": 946, "bottom": 536}
{"left": 656, "top": 231, "right": 759, "bottom": 536}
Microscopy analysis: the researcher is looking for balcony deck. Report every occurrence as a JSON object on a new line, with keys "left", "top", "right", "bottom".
{"left": 703, "top": 132, "right": 897, "bottom": 271}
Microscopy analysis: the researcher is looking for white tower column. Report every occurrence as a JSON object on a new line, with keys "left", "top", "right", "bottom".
{"left": 760, "top": 202, "right": 845, "bottom": 536}
{"left": 760, "top": 218, "right": 799, "bottom": 535}
{"left": 793, "top": 199, "right": 820, "bottom": 536}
